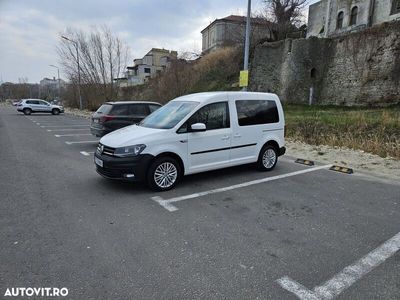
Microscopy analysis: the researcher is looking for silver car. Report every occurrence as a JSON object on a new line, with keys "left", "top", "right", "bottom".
{"left": 17, "top": 99, "right": 64, "bottom": 115}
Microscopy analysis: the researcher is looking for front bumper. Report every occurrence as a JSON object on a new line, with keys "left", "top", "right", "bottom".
{"left": 94, "top": 152, "right": 154, "bottom": 182}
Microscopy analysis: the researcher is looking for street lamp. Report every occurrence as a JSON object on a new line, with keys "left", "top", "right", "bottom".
{"left": 49, "top": 64, "right": 60, "bottom": 100}
{"left": 61, "top": 35, "right": 83, "bottom": 110}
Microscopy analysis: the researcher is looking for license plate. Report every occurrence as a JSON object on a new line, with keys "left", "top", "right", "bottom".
{"left": 94, "top": 157, "right": 103, "bottom": 167}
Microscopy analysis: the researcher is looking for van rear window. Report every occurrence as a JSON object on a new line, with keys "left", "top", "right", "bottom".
{"left": 235, "top": 100, "right": 279, "bottom": 126}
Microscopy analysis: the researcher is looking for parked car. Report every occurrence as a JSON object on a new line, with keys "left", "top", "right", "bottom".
{"left": 94, "top": 92, "right": 286, "bottom": 191}
{"left": 17, "top": 99, "right": 64, "bottom": 115}
{"left": 90, "top": 101, "right": 161, "bottom": 137}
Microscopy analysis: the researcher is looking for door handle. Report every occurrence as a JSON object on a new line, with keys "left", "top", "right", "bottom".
{"left": 221, "top": 135, "right": 230, "bottom": 140}
{"left": 234, "top": 133, "right": 242, "bottom": 138}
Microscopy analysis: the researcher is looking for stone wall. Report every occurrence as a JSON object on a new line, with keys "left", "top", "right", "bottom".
{"left": 250, "top": 20, "right": 400, "bottom": 106}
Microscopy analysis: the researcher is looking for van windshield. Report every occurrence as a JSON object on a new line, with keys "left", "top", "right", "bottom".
{"left": 139, "top": 101, "right": 199, "bottom": 129}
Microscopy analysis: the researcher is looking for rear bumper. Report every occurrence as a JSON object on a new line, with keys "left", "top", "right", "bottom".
{"left": 90, "top": 126, "right": 110, "bottom": 137}
{"left": 94, "top": 152, "right": 154, "bottom": 182}
{"left": 278, "top": 147, "right": 286, "bottom": 156}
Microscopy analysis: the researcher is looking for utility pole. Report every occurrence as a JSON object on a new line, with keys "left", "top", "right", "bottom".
{"left": 61, "top": 35, "right": 83, "bottom": 110}
{"left": 242, "top": 0, "right": 251, "bottom": 91}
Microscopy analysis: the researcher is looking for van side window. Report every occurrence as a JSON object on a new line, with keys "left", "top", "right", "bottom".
{"left": 188, "top": 102, "right": 230, "bottom": 131}
{"left": 236, "top": 100, "right": 279, "bottom": 126}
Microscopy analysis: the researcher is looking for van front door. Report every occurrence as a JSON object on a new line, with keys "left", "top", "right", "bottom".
{"left": 186, "top": 102, "right": 231, "bottom": 173}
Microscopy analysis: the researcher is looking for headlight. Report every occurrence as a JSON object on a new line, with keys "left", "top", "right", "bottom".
{"left": 114, "top": 144, "right": 146, "bottom": 157}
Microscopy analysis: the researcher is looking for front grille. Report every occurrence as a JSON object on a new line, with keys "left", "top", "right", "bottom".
{"left": 97, "top": 143, "right": 115, "bottom": 156}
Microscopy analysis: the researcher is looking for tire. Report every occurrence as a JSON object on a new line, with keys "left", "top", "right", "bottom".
{"left": 147, "top": 157, "right": 182, "bottom": 191}
{"left": 23, "top": 108, "right": 32, "bottom": 115}
{"left": 257, "top": 145, "right": 278, "bottom": 171}
{"left": 52, "top": 108, "right": 60, "bottom": 115}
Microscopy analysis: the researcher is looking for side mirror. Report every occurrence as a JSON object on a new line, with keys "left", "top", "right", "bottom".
{"left": 191, "top": 123, "right": 206, "bottom": 132}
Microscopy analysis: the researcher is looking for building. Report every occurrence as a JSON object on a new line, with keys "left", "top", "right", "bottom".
{"left": 307, "top": 0, "right": 400, "bottom": 38}
{"left": 39, "top": 77, "right": 65, "bottom": 99}
{"left": 117, "top": 48, "right": 178, "bottom": 87}
{"left": 201, "top": 15, "right": 274, "bottom": 54}
{"left": 40, "top": 77, "right": 58, "bottom": 87}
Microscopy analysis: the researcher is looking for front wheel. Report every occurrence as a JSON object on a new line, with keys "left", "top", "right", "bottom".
{"left": 147, "top": 157, "right": 181, "bottom": 191}
{"left": 52, "top": 108, "right": 60, "bottom": 115}
{"left": 257, "top": 145, "right": 278, "bottom": 171}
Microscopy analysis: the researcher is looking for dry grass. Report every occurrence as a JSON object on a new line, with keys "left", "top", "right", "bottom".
{"left": 284, "top": 105, "right": 400, "bottom": 159}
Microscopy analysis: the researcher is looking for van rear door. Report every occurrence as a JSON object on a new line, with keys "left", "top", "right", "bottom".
{"left": 229, "top": 95, "right": 281, "bottom": 164}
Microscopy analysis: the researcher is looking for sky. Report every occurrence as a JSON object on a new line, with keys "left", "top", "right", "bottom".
{"left": 0, "top": 0, "right": 319, "bottom": 83}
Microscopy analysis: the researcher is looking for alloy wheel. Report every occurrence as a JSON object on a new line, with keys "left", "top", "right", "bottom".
{"left": 153, "top": 162, "right": 178, "bottom": 189}
{"left": 262, "top": 148, "right": 276, "bottom": 169}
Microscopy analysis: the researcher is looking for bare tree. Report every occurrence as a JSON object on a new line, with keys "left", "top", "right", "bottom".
{"left": 57, "top": 26, "right": 130, "bottom": 109}
{"left": 262, "top": 0, "right": 308, "bottom": 41}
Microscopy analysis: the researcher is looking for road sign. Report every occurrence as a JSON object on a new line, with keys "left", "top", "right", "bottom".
{"left": 239, "top": 70, "right": 249, "bottom": 87}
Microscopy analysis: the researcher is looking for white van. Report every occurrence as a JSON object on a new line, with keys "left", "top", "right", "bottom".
{"left": 94, "top": 92, "right": 285, "bottom": 191}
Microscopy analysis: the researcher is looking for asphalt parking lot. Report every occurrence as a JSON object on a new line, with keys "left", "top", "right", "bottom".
{"left": 1, "top": 106, "right": 399, "bottom": 299}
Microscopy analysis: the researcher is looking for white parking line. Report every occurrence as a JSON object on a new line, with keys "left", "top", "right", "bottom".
{"left": 152, "top": 164, "right": 332, "bottom": 212}
{"left": 65, "top": 141, "right": 98, "bottom": 145}
{"left": 80, "top": 151, "right": 95, "bottom": 156}
{"left": 55, "top": 134, "right": 91, "bottom": 137}
{"left": 41, "top": 125, "right": 89, "bottom": 128}
{"left": 47, "top": 128, "right": 89, "bottom": 132}
{"left": 277, "top": 231, "right": 400, "bottom": 300}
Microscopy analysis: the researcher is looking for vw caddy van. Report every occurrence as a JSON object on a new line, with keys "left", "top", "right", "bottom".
{"left": 94, "top": 92, "right": 285, "bottom": 191}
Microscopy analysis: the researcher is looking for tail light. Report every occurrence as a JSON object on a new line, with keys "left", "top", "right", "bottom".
{"left": 99, "top": 115, "right": 114, "bottom": 123}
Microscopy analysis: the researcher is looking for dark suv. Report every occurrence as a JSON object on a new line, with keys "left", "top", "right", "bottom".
{"left": 90, "top": 101, "right": 161, "bottom": 137}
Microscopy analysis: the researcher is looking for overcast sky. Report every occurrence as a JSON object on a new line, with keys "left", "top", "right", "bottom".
{"left": 0, "top": 0, "right": 318, "bottom": 83}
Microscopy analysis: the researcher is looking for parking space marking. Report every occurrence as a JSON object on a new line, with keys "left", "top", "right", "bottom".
{"left": 65, "top": 141, "right": 98, "bottom": 145}
{"left": 41, "top": 125, "right": 89, "bottom": 128}
{"left": 47, "top": 128, "right": 89, "bottom": 132}
{"left": 152, "top": 164, "right": 332, "bottom": 212}
{"left": 55, "top": 134, "right": 91, "bottom": 137}
{"left": 80, "top": 151, "right": 94, "bottom": 156}
{"left": 277, "top": 231, "right": 400, "bottom": 300}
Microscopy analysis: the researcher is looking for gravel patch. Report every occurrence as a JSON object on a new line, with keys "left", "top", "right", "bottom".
{"left": 286, "top": 139, "right": 400, "bottom": 181}
{"left": 64, "top": 107, "right": 93, "bottom": 119}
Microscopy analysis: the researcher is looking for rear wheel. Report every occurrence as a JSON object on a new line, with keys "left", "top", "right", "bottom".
{"left": 52, "top": 108, "right": 60, "bottom": 115}
{"left": 23, "top": 108, "right": 32, "bottom": 115}
{"left": 147, "top": 157, "right": 181, "bottom": 191}
{"left": 257, "top": 145, "right": 278, "bottom": 171}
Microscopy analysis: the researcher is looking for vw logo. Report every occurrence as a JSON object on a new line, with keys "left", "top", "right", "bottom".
{"left": 100, "top": 145, "right": 104, "bottom": 153}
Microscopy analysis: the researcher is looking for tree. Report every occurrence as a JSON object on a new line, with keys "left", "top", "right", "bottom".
{"left": 262, "top": 0, "right": 308, "bottom": 41}
{"left": 57, "top": 26, "right": 130, "bottom": 109}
